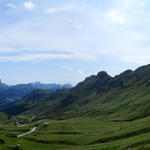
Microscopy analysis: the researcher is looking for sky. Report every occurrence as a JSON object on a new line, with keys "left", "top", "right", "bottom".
{"left": 0, "top": 0, "right": 149, "bottom": 85}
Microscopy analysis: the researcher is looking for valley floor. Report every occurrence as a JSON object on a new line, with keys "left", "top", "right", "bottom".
{"left": 1, "top": 116, "right": 150, "bottom": 150}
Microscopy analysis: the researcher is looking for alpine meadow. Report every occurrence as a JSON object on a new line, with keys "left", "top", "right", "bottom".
{"left": 0, "top": 0, "right": 150, "bottom": 150}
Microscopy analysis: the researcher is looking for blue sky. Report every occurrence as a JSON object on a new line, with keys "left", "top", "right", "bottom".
{"left": 0, "top": 0, "right": 149, "bottom": 85}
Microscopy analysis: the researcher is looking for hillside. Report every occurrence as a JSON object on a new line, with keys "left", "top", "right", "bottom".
{"left": 0, "top": 112, "right": 8, "bottom": 124}
{"left": 6, "top": 64, "right": 150, "bottom": 121}
{"left": 58, "top": 64, "right": 150, "bottom": 120}
{"left": 6, "top": 88, "right": 70, "bottom": 117}
{"left": 2, "top": 65, "right": 150, "bottom": 150}
{"left": 0, "top": 82, "right": 73, "bottom": 107}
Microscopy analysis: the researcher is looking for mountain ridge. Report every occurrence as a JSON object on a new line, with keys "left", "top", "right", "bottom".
{"left": 5, "top": 64, "right": 150, "bottom": 121}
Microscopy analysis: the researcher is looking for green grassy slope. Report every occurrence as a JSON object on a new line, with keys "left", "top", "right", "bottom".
{"left": 1, "top": 116, "right": 150, "bottom": 150}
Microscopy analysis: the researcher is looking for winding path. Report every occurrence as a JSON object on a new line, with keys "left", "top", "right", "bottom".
{"left": 17, "top": 127, "right": 37, "bottom": 138}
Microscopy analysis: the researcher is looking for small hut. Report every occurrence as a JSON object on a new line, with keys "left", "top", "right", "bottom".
{"left": 44, "top": 122, "right": 48, "bottom": 127}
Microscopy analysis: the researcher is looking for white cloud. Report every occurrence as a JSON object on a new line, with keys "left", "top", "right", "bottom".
{"left": 0, "top": 53, "right": 72, "bottom": 62}
{"left": 46, "top": 4, "right": 84, "bottom": 14}
{"left": 77, "top": 69, "right": 85, "bottom": 75}
{"left": 105, "top": 10, "right": 126, "bottom": 24}
{"left": 47, "top": 8, "right": 57, "bottom": 14}
{"left": 6, "top": 3, "right": 16, "bottom": 8}
{"left": 114, "top": 0, "right": 140, "bottom": 10}
{"left": 24, "top": 2, "right": 35, "bottom": 10}
{"left": 140, "top": 2, "right": 145, "bottom": 7}
{"left": 63, "top": 65, "right": 73, "bottom": 71}
{"left": 0, "top": 50, "right": 96, "bottom": 62}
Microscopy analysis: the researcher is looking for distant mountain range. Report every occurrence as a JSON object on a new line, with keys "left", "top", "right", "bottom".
{"left": 31, "top": 81, "right": 73, "bottom": 89}
{"left": 0, "top": 81, "right": 73, "bottom": 105}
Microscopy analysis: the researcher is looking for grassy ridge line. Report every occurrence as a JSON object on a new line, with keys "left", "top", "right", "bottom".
{"left": 89, "top": 126, "right": 150, "bottom": 144}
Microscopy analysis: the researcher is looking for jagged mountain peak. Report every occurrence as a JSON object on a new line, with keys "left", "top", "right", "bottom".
{"left": 97, "top": 71, "right": 111, "bottom": 78}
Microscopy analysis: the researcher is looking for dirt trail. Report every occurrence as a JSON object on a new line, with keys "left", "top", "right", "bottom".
{"left": 17, "top": 127, "right": 37, "bottom": 138}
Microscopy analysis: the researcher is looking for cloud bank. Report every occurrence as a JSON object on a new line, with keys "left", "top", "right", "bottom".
{"left": 0, "top": 0, "right": 150, "bottom": 66}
